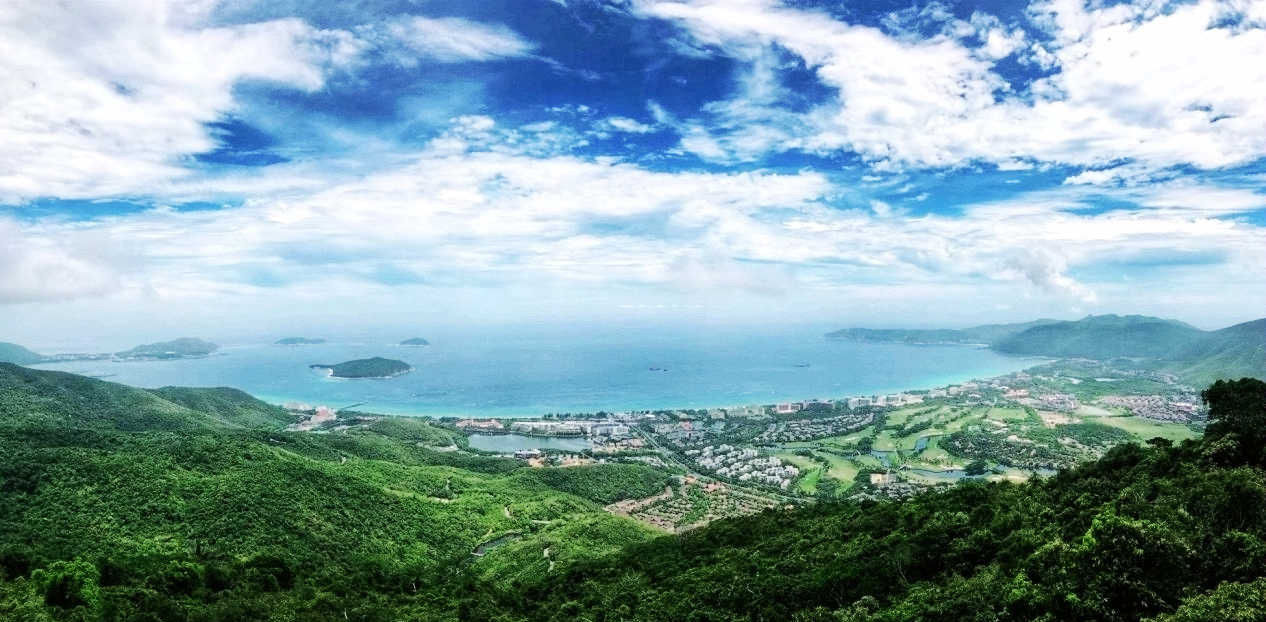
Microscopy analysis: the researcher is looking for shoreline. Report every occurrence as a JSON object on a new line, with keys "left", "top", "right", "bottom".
{"left": 26, "top": 343, "right": 1046, "bottom": 420}
{"left": 273, "top": 357, "right": 1052, "bottom": 420}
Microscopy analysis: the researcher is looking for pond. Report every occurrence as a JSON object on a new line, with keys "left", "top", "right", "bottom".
{"left": 912, "top": 435, "right": 945, "bottom": 452}
{"left": 468, "top": 433, "right": 592, "bottom": 453}
{"left": 869, "top": 449, "right": 898, "bottom": 466}
{"left": 473, "top": 533, "right": 522, "bottom": 556}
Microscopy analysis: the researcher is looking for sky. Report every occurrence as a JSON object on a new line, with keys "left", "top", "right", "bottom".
{"left": 3, "top": 0, "right": 1266, "bottom": 344}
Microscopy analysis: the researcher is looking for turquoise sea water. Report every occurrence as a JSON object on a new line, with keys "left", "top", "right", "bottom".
{"left": 30, "top": 328, "right": 1037, "bottom": 418}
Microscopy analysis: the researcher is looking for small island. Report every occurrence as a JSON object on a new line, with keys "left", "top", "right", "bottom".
{"left": 400, "top": 337, "right": 430, "bottom": 346}
{"left": 116, "top": 338, "right": 218, "bottom": 360}
{"left": 276, "top": 337, "right": 327, "bottom": 345}
{"left": 310, "top": 357, "right": 411, "bottom": 379}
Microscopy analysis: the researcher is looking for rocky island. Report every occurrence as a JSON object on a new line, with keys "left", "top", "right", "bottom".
{"left": 400, "top": 337, "right": 430, "bottom": 346}
{"left": 276, "top": 337, "right": 327, "bottom": 345}
{"left": 310, "top": 357, "right": 411, "bottom": 378}
{"left": 116, "top": 338, "right": 219, "bottom": 360}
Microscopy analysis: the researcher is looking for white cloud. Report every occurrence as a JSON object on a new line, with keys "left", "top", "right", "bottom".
{"left": 7, "top": 116, "right": 1263, "bottom": 316}
{"left": 1001, "top": 248, "right": 1097, "bottom": 303}
{"left": 634, "top": 0, "right": 1266, "bottom": 179}
{"left": 0, "top": 218, "right": 128, "bottom": 303}
{"left": 372, "top": 16, "right": 535, "bottom": 64}
{"left": 600, "top": 116, "right": 656, "bottom": 134}
{"left": 0, "top": 0, "right": 358, "bottom": 202}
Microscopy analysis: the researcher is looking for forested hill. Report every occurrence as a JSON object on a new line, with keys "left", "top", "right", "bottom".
{"left": 825, "top": 319, "right": 1058, "bottom": 345}
{"left": 474, "top": 378, "right": 1266, "bottom": 622}
{"left": 0, "top": 342, "right": 47, "bottom": 365}
{"left": 991, "top": 314, "right": 1206, "bottom": 358}
{"left": 0, "top": 365, "right": 668, "bottom": 621}
{"left": 3, "top": 365, "right": 1266, "bottom": 621}
{"left": 0, "top": 363, "right": 291, "bottom": 430}
{"left": 830, "top": 315, "right": 1266, "bottom": 384}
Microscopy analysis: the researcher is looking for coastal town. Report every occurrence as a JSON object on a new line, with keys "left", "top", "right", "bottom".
{"left": 282, "top": 356, "right": 1207, "bottom": 532}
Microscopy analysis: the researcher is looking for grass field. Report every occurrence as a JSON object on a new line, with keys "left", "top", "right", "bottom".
{"left": 1095, "top": 415, "right": 1199, "bottom": 443}
{"left": 1075, "top": 404, "right": 1113, "bottom": 417}
{"left": 873, "top": 428, "right": 900, "bottom": 451}
{"left": 776, "top": 449, "right": 883, "bottom": 491}
{"left": 776, "top": 452, "right": 823, "bottom": 493}
{"left": 818, "top": 451, "right": 865, "bottom": 484}
{"left": 796, "top": 467, "right": 823, "bottom": 493}
{"left": 986, "top": 407, "right": 1031, "bottom": 422}
{"left": 782, "top": 426, "right": 875, "bottom": 449}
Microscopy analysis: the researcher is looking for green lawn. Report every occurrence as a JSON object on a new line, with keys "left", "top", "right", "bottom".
{"left": 884, "top": 407, "right": 923, "bottom": 426}
{"left": 818, "top": 452, "right": 863, "bottom": 484}
{"left": 986, "top": 407, "right": 1031, "bottom": 422}
{"left": 782, "top": 426, "right": 875, "bottom": 449}
{"left": 1095, "top": 415, "right": 1200, "bottom": 443}
{"left": 796, "top": 467, "right": 823, "bottom": 493}
{"left": 873, "top": 429, "right": 900, "bottom": 451}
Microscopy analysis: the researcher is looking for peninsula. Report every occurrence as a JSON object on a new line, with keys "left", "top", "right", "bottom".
{"left": 310, "top": 357, "right": 411, "bottom": 378}
{"left": 276, "top": 337, "right": 327, "bottom": 345}
{"left": 829, "top": 314, "right": 1266, "bottom": 385}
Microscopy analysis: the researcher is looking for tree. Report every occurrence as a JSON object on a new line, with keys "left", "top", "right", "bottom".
{"left": 31, "top": 560, "right": 101, "bottom": 619}
{"left": 1202, "top": 378, "right": 1266, "bottom": 465}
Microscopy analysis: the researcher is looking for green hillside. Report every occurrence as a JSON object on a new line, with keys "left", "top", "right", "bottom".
{"left": 1164, "top": 319, "right": 1266, "bottom": 385}
{"left": 831, "top": 315, "right": 1265, "bottom": 383}
{"left": 473, "top": 379, "right": 1266, "bottom": 622}
{"left": 5, "top": 367, "right": 1266, "bottom": 621}
{"left": 0, "top": 367, "right": 666, "bottom": 621}
{"left": 826, "top": 319, "right": 1058, "bottom": 345}
{"left": 0, "top": 364, "right": 249, "bottom": 431}
{"left": 149, "top": 386, "right": 293, "bottom": 429}
{"left": 993, "top": 314, "right": 1206, "bottom": 359}
{"left": 0, "top": 342, "right": 46, "bottom": 365}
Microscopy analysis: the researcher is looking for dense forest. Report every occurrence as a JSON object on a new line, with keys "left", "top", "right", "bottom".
{"left": 2, "top": 361, "right": 1265, "bottom": 620}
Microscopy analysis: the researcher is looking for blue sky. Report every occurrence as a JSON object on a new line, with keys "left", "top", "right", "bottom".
{"left": 2, "top": 0, "right": 1266, "bottom": 341}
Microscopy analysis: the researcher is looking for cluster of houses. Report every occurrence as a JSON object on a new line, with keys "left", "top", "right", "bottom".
{"left": 685, "top": 445, "right": 800, "bottom": 489}
{"left": 508, "top": 449, "right": 608, "bottom": 467}
{"left": 1098, "top": 395, "right": 1203, "bottom": 422}
{"left": 455, "top": 418, "right": 504, "bottom": 432}
{"left": 593, "top": 437, "right": 648, "bottom": 453}
{"left": 755, "top": 412, "right": 874, "bottom": 443}
{"left": 653, "top": 421, "right": 708, "bottom": 447}
{"left": 1035, "top": 393, "right": 1079, "bottom": 412}
{"left": 456, "top": 418, "right": 631, "bottom": 438}
{"left": 508, "top": 420, "right": 631, "bottom": 437}
{"left": 845, "top": 393, "right": 925, "bottom": 408}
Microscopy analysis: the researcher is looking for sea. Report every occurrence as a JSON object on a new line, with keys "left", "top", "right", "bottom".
{"left": 29, "top": 326, "right": 1037, "bottom": 418}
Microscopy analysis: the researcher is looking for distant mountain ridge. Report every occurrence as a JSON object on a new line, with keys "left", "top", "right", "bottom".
{"left": 827, "top": 319, "right": 1059, "bottom": 345}
{"left": 0, "top": 342, "right": 47, "bottom": 365}
{"left": 829, "top": 314, "right": 1265, "bottom": 384}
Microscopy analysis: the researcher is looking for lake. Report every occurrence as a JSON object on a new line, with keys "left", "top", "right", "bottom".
{"left": 30, "top": 327, "right": 1037, "bottom": 417}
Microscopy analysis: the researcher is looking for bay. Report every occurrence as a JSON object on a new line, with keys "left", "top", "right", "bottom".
{"left": 29, "top": 327, "right": 1036, "bottom": 417}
